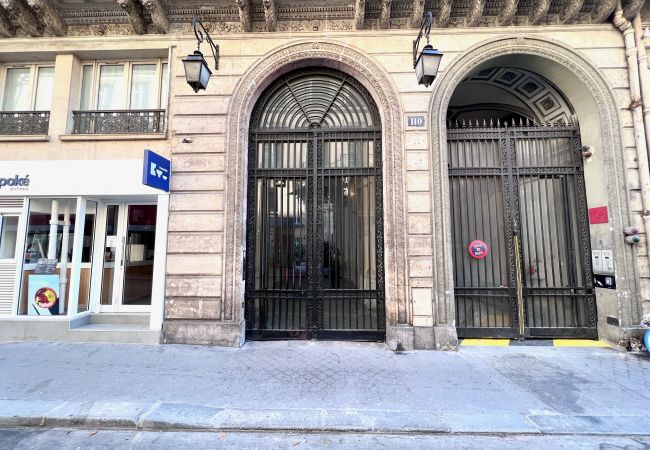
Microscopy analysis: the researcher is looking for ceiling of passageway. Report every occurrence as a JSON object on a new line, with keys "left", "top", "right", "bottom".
{"left": 448, "top": 67, "right": 575, "bottom": 125}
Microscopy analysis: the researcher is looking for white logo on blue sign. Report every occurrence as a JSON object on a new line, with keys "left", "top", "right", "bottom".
{"left": 142, "top": 149, "right": 171, "bottom": 192}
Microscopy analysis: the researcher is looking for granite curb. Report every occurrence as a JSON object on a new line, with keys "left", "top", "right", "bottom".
{"left": 1, "top": 400, "right": 650, "bottom": 435}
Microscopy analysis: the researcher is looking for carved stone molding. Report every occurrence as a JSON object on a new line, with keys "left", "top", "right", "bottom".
{"left": 0, "top": 4, "right": 15, "bottom": 37}
{"left": 354, "top": 0, "right": 365, "bottom": 30}
{"left": 428, "top": 35, "right": 634, "bottom": 331}
{"left": 0, "top": 0, "right": 628, "bottom": 38}
{"left": 623, "top": 0, "right": 645, "bottom": 19}
{"left": 591, "top": 0, "right": 617, "bottom": 23}
{"left": 378, "top": 0, "right": 391, "bottom": 29}
{"left": 116, "top": 0, "right": 145, "bottom": 34}
{"left": 466, "top": 0, "right": 485, "bottom": 27}
{"left": 223, "top": 41, "right": 408, "bottom": 333}
{"left": 0, "top": 0, "right": 42, "bottom": 36}
{"left": 262, "top": 0, "right": 277, "bottom": 32}
{"left": 408, "top": 0, "right": 424, "bottom": 28}
{"left": 140, "top": 0, "right": 169, "bottom": 33}
{"left": 528, "top": 0, "right": 551, "bottom": 25}
{"left": 497, "top": 0, "right": 518, "bottom": 26}
{"left": 559, "top": 0, "right": 584, "bottom": 23}
{"left": 235, "top": 0, "right": 251, "bottom": 32}
{"left": 26, "top": 0, "right": 65, "bottom": 36}
{"left": 434, "top": 0, "right": 452, "bottom": 27}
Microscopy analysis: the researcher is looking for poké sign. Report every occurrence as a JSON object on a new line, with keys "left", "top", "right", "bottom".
{"left": 468, "top": 240, "right": 489, "bottom": 260}
{"left": 0, "top": 175, "right": 30, "bottom": 192}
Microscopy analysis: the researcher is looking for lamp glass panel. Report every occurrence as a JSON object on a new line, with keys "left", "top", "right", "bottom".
{"left": 423, "top": 53, "right": 442, "bottom": 78}
{"left": 199, "top": 63, "right": 211, "bottom": 89}
{"left": 415, "top": 58, "right": 424, "bottom": 84}
{"left": 183, "top": 59, "right": 202, "bottom": 83}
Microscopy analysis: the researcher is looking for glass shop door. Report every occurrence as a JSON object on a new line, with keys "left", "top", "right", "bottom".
{"left": 99, "top": 203, "right": 157, "bottom": 312}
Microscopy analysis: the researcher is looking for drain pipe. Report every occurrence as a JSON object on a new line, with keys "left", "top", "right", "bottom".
{"left": 614, "top": 5, "right": 650, "bottom": 270}
{"left": 633, "top": 14, "right": 650, "bottom": 164}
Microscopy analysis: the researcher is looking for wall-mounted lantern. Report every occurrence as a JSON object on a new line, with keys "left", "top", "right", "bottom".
{"left": 183, "top": 18, "right": 220, "bottom": 93}
{"left": 413, "top": 12, "right": 443, "bottom": 87}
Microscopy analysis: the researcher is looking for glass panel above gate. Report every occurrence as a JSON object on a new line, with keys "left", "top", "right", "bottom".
{"left": 253, "top": 70, "right": 379, "bottom": 129}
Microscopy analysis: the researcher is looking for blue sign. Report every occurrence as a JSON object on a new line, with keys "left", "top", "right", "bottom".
{"left": 143, "top": 149, "right": 171, "bottom": 192}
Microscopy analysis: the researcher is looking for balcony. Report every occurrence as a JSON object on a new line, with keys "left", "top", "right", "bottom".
{"left": 72, "top": 109, "right": 165, "bottom": 134}
{"left": 0, "top": 111, "right": 50, "bottom": 135}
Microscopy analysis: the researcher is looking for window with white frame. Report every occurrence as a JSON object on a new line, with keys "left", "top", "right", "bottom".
{"left": 79, "top": 60, "right": 169, "bottom": 111}
{"left": 0, "top": 64, "right": 54, "bottom": 111}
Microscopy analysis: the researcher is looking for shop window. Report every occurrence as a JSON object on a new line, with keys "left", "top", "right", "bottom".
{"left": 73, "top": 60, "right": 168, "bottom": 134}
{"left": 0, "top": 64, "right": 54, "bottom": 135}
{"left": 19, "top": 198, "right": 96, "bottom": 316}
{"left": 78, "top": 201, "right": 96, "bottom": 313}
{"left": 0, "top": 215, "right": 19, "bottom": 260}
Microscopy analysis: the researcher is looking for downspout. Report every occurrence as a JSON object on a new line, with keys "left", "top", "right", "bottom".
{"left": 613, "top": 6, "right": 650, "bottom": 279}
{"left": 633, "top": 14, "right": 650, "bottom": 166}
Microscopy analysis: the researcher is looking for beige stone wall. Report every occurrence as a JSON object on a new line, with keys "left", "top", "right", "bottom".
{"left": 0, "top": 23, "right": 645, "bottom": 346}
{"left": 161, "top": 24, "right": 644, "bottom": 346}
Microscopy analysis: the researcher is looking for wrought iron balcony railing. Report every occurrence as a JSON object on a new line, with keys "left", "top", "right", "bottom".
{"left": 0, "top": 111, "right": 50, "bottom": 135}
{"left": 72, "top": 109, "right": 166, "bottom": 134}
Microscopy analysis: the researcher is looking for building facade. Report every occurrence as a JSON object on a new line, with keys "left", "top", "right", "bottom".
{"left": 0, "top": 0, "right": 648, "bottom": 350}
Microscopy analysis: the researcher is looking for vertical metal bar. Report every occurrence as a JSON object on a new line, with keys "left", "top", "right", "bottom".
{"left": 542, "top": 171, "right": 559, "bottom": 329}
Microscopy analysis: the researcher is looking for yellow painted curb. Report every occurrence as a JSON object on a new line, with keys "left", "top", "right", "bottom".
{"left": 552, "top": 339, "right": 610, "bottom": 347}
{"left": 460, "top": 339, "right": 510, "bottom": 347}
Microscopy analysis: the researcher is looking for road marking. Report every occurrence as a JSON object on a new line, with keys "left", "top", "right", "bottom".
{"left": 552, "top": 339, "right": 610, "bottom": 347}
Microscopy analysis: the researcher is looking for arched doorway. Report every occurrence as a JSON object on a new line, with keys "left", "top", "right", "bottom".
{"left": 244, "top": 67, "right": 385, "bottom": 341}
{"left": 447, "top": 66, "right": 596, "bottom": 339}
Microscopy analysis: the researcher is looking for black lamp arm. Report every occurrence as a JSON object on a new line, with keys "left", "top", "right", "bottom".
{"left": 192, "top": 18, "right": 220, "bottom": 70}
{"left": 412, "top": 11, "right": 433, "bottom": 68}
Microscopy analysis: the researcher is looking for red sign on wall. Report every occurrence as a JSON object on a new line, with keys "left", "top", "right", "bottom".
{"left": 468, "top": 240, "right": 489, "bottom": 260}
{"left": 589, "top": 206, "right": 608, "bottom": 225}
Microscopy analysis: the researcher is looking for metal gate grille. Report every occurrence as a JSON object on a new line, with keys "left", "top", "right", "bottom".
{"left": 245, "top": 69, "right": 385, "bottom": 341}
{"left": 448, "top": 121, "right": 596, "bottom": 339}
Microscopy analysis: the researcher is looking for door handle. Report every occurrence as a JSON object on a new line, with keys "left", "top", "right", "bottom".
{"left": 121, "top": 237, "right": 126, "bottom": 268}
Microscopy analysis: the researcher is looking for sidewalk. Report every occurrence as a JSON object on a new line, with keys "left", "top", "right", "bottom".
{"left": 0, "top": 340, "right": 649, "bottom": 435}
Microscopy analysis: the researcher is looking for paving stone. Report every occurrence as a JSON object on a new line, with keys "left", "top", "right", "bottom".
{"left": 0, "top": 342, "right": 648, "bottom": 434}
{"left": 0, "top": 400, "right": 61, "bottom": 426}
{"left": 139, "top": 402, "right": 222, "bottom": 430}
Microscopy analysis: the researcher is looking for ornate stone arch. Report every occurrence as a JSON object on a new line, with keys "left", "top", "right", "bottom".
{"left": 223, "top": 41, "right": 408, "bottom": 341}
{"left": 429, "top": 35, "right": 636, "bottom": 335}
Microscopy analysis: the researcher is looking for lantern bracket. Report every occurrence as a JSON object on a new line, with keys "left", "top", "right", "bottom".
{"left": 192, "top": 18, "right": 219, "bottom": 70}
{"left": 412, "top": 11, "right": 433, "bottom": 68}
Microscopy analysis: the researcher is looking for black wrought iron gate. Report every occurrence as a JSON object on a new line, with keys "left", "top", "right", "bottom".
{"left": 245, "top": 69, "right": 385, "bottom": 341}
{"left": 448, "top": 121, "right": 596, "bottom": 339}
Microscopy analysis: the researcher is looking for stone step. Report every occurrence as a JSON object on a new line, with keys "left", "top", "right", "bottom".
{"left": 69, "top": 323, "right": 160, "bottom": 344}
{"left": 89, "top": 313, "right": 150, "bottom": 325}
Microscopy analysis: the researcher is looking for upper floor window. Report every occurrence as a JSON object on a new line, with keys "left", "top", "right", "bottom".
{"left": 0, "top": 64, "right": 53, "bottom": 135}
{"left": 72, "top": 60, "right": 169, "bottom": 134}
{"left": 1, "top": 64, "right": 54, "bottom": 111}
{"left": 79, "top": 60, "right": 169, "bottom": 111}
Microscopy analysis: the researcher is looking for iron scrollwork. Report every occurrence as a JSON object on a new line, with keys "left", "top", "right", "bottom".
{"left": 0, "top": 111, "right": 49, "bottom": 135}
{"left": 72, "top": 110, "right": 166, "bottom": 134}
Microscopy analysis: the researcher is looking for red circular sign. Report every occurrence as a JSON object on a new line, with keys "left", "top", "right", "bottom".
{"left": 468, "top": 240, "right": 489, "bottom": 259}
